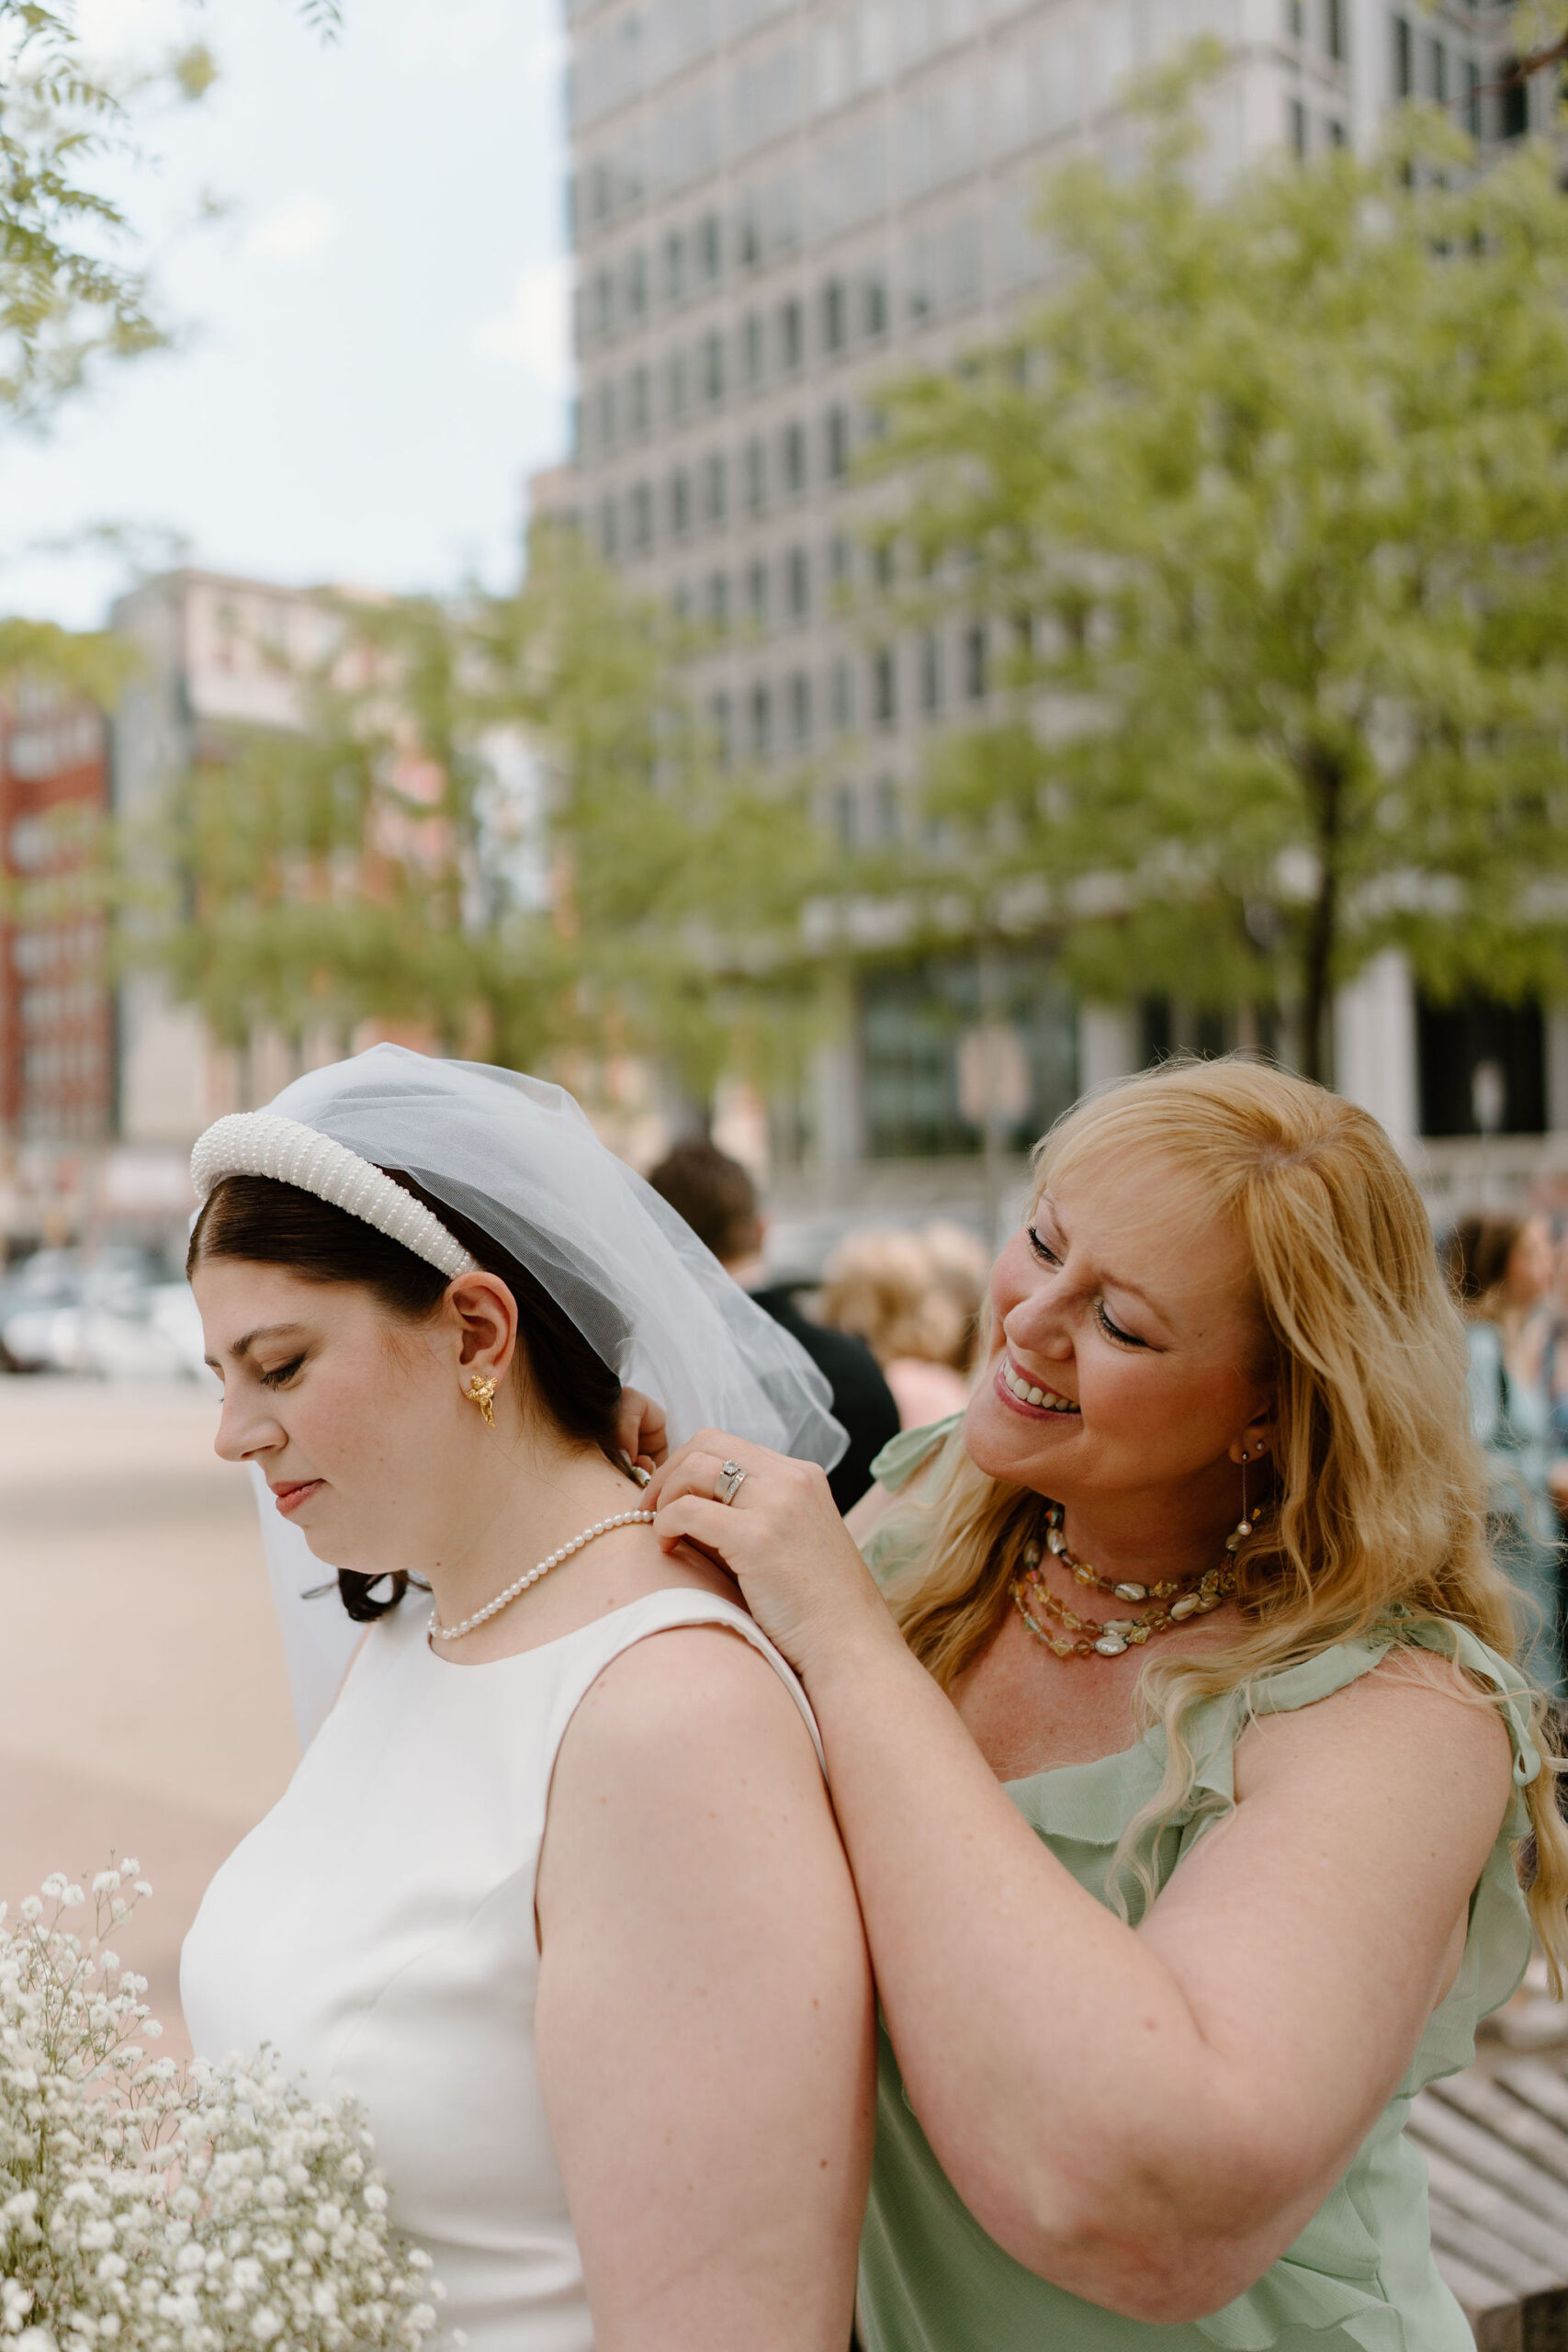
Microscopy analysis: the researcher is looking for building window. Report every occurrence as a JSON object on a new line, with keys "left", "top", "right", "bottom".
{"left": 663, "top": 230, "right": 686, "bottom": 303}
{"left": 599, "top": 494, "right": 620, "bottom": 560}
{"left": 592, "top": 267, "right": 614, "bottom": 337}
{"left": 1416, "top": 995, "right": 1545, "bottom": 1136}
{"left": 696, "top": 212, "right": 722, "bottom": 282}
{"left": 779, "top": 297, "right": 804, "bottom": 372}
{"left": 743, "top": 437, "right": 767, "bottom": 514}
{"left": 823, "top": 277, "right": 846, "bottom": 354}
{"left": 626, "top": 364, "right": 650, "bottom": 435}
{"left": 1428, "top": 35, "right": 1447, "bottom": 102}
{"left": 629, "top": 482, "right": 653, "bottom": 551}
{"left": 829, "top": 534, "right": 852, "bottom": 591}
{"left": 671, "top": 582, "right": 693, "bottom": 625}
{"left": 594, "top": 379, "right": 616, "bottom": 451}
{"left": 1465, "top": 57, "right": 1483, "bottom": 136}
{"left": 671, "top": 469, "right": 691, "bottom": 537}
{"left": 873, "top": 775, "right": 899, "bottom": 843}
{"left": 825, "top": 406, "right": 850, "bottom": 481}
{"left": 782, "top": 420, "right": 807, "bottom": 495}
{"left": 711, "top": 691, "right": 733, "bottom": 767}
{"left": 705, "top": 571, "right": 729, "bottom": 633}
{"left": 1288, "top": 96, "right": 1308, "bottom": 155}
{"left": 750, "top": 683, "right": 773, "bottom": 760}
{"left": 1500, "top": 57, "right": 1529, "bottom": 138}
{"left": 919, "top": 631, "right": 942, "bottom": 714}
{"left": 1326, "top": 115, "right": 1348, "bottom": 146}
{"left": 831, "top": 658, "right": 855, "bottom": 731}
{"left": 1392, "top": 13, "right": 1413, "bottom": 97}
{"left": 1326, "top": 0, "right": 1346, "bottom": 63}
{"left": 864, "top": 273, "right": 888, "bottom": 337}
{"left": 702, "top": 450, "right": 727, "bottom": 525}
{"left": 788, "top": 673, "right": 812, "bottom": 747}
{"left": 1286, "top": 0, "right": 1303, "bottom": 37}
{"left": 568, "top": 396, "right": 582, "bottom": 459}
{"left": 964, "top": 624, "right": 987, "bottom": 702}
{"left": 785, "top": 547, "right": 810, "bottom": 620}
{"left": 700, "top": 332, "right": 724, "bottom": 404}
{"left": 873, "top": 647, "right": 897, "bottom": 726}
{"left": 626, "top": 249, "right": 648, "bottom": 321}
{"left": 741, "top": 312, "right": 764, "bottom": 387}
{"left": 833, "top": 783, "right": 857, "bottom": 850}
{"left": 746, "top": 559, "right": 770, "bottom": 630}
{"left": 666, "top": 348, "right": 688, "bottom": 422}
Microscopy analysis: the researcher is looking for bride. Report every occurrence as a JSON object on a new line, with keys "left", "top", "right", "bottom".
{"left": 179, "top": 1045, "right": 874, "bottom": 2351}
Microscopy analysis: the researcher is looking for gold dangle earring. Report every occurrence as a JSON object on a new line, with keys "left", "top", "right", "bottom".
{"left": 465, "top": 1374, "right": 497, "bottom": 1430}
{"left": 1226, "top": 1447, "right": 1252, "bottom": 1555}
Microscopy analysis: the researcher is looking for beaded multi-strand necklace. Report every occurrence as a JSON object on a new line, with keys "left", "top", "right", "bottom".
{"left": 1010, "top": 1500, "right": 1247, "bottom": 1661}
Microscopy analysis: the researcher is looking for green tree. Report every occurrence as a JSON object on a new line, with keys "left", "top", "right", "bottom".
{"left": 1, "top": 0, "right": 339, "bottom": 431}
{"left": 869, "top": 69, "right": 1568, "bottom": 1081}
{"left": 149, "top": 529, "right": 828, "bottom": 1117}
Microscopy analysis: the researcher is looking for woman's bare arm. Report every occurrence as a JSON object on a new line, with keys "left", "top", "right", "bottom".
{"left": 651, "top": 1436, "right": 1514, "bottom": 2324}
{"left": 536, "top": 1626, "right": 875, "bottom": 2352}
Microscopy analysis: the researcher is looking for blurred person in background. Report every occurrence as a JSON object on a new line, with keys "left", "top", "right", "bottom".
{"left": 920, "top": 1220, "right": 990, "bottom": 1381}
{"left": 1444, "top": 1213, "right": 1568, "bottom": 1702}
{"left": 818, "top": 1228, "right": 976, "bottom": 1431}
{"left": 647, "top": 1139, "right": 898, "bottom": 1514}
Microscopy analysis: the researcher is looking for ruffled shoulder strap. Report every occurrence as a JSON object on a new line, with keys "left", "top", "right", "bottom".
{"left": 1394, "top": 1613, "right": 1543, "bottom": 1797}
{"left": 869, "top": 1413, "right": 964, "bottom": 1493}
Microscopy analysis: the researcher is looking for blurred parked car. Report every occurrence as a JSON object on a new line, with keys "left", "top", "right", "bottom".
{"left": 0, "top": 1249, "right": 208, "bottom": 1383}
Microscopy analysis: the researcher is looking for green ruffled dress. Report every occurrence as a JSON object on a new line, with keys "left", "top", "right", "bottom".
{"left": 857, "top": 1419, "right": 1541, "bottom": 2352}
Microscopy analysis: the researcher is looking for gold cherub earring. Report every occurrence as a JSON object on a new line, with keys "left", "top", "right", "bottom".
{"left": 465, "top": 1374, "right": 497, "bottom": 1430}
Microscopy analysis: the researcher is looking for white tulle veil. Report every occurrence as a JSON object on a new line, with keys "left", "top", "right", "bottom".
{"left": 196, "top": 1045, "right": 845, "bottom": 1745}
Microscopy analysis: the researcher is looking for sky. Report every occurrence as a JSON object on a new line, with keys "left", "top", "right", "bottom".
{"left": 1, "top": 0, "right": 570, "bottom": 628}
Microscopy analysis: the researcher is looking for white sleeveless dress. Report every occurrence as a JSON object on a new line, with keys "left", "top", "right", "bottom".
{"left": 181, "top": 1588, "right": 824, "bottom": 2352}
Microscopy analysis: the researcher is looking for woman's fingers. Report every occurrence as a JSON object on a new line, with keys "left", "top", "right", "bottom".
{"left": 615, "top": 1386, "right": 671, "bottom": 1473}
{"left": 652, "top": 1492, "right": 752, "bottom": 1565}
{"left": 646, "top": 1430, "right": 770, "bottom": 1509}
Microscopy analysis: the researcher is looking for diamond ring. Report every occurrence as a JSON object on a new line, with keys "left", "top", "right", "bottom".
{"left": 716, "top": 1458, "right": 748, "bottom": 1505}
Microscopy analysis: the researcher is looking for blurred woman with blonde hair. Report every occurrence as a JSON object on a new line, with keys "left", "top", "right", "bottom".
{"left": 818, "top": 1226, "right": 978, "bottom": 1429}
{"left": 652, "top": 1057, "right": 1568, "bottom": 2351}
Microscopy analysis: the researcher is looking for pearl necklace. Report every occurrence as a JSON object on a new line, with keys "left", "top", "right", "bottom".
{"left": 429, "top": 1510, "right": 657, "bottom": 1643}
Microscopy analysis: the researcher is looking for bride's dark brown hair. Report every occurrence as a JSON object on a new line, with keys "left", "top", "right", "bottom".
{"left": 187, "top": 1170, "right": 626, "bottom": 1622}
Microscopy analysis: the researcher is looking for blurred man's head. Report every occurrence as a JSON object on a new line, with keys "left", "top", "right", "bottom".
{"left": 646, "top": 1139, "right": 762, "bottom": 1272}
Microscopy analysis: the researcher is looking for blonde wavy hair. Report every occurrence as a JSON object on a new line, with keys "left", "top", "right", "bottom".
{"left": 884, "top": 1057, "right": 1568, "bottom": 1982}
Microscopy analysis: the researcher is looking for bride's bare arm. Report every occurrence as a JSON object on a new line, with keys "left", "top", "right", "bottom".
{"left": 535, "top": 1626, "right": 874, "bottom": 2352}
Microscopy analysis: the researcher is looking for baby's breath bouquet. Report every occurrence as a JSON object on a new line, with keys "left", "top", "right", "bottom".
{"left": 0, "top": 1869, "right": 444, "bottom": 2352}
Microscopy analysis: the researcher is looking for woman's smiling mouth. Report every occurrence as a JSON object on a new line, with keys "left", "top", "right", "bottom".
{"left": 998, "top": 1359, "right": 1081, "bottom": 1416}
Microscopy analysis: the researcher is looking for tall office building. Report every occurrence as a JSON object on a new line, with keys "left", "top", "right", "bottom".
{"left": 558, "top": 0, "right": 1538, "bottom": 1178}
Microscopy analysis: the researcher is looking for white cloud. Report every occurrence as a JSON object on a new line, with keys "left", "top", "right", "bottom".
{"left": 246, "top": 195, "right": 340, "bottom": 266}
{"left": 474, "top": 258, "right": 570, "bottom": 391}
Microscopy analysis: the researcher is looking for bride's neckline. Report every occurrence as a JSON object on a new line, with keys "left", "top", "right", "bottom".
{"left": 407, "top": 1581, "right": 749, "bottom": 1675}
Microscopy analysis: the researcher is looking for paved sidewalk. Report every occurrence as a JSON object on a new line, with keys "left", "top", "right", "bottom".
{"left": 0, "top": 1377, "right": 300, "bottom": 2057}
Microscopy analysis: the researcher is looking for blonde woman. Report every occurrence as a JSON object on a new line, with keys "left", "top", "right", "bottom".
{"left": 818, "top": 1227, "right": 974, "bottom": 1428}
{"left": 651, "top": 1058, "right": 1568, "bottom": 2351}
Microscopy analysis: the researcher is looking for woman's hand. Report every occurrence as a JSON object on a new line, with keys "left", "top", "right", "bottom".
{"left": 647, "top": 1431, "right": 901, "bottom": 1687}
{"left": 613, "top": 1386, "right": 669, "bottom": 1480}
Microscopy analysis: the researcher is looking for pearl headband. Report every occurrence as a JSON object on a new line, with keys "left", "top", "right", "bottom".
{"left": 189, "top": 1111, "right": 479, "bottom": 1282}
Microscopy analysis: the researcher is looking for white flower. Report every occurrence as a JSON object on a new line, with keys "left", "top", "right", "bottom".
{"left": 18, "top": 1896, "right": 41, "bottom": 1922}
{"left": 250, "top": 2311, "right": 283, "bottom": 2343}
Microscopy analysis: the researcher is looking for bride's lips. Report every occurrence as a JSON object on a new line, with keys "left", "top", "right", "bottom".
{"left": 271, "top": 1479, "right": 324, "bottom": 1516}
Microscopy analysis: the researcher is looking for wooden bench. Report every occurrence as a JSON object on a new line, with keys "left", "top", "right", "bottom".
{"left": 1414, "top": 2052, "right": 1568, "bottom": 2349}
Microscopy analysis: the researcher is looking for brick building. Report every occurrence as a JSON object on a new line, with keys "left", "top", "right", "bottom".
{"left": 0, "top": 689, "right": 114, "bottom": 1148}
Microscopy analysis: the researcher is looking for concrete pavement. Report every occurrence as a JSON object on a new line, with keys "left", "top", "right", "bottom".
{"left": 0, "top": 1376, "right": 300, "bottom": 2058}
